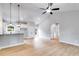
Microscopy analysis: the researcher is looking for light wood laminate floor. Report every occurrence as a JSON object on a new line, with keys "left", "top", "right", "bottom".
{"left": 0, "top": 39, "right": 79, "bottom": 56}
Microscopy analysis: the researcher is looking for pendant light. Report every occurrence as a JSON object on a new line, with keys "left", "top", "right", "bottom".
{"left": 7, "top": 3, "right": 14, "bottom": 33}
{"left": 17, "top": 4, "right": 21, "bottom": 27}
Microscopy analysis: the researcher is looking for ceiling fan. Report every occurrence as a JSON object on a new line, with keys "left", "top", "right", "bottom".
{"left": 40, "top": 3, "right": 60, "bottom": 15}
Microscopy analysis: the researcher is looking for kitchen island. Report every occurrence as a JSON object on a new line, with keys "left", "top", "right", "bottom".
{"left": 0, "top": 34, "right": 24, "bottom": 49}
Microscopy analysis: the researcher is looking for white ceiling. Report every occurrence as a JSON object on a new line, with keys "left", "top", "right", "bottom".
{"left": 0, "top": 3, "right": 79, "bottom": 23}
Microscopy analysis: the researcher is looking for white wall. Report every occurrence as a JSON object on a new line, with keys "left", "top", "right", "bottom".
{"left": 58, "top": 11, "right": 79, "bottom": 45}
{"left": 37, "top": 11, "right": 79, "bottom": 45}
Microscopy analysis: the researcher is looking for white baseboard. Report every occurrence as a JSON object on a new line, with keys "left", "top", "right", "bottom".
{"left": 60, "top": 40, "right": 79, "bottom": 46}
{"left": 0, "top": 42, "right": 24, "bottom": 50}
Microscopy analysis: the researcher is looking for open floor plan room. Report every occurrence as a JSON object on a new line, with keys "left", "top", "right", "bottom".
{"left": 0, "top": 3, "right": 79, "bottom": 56}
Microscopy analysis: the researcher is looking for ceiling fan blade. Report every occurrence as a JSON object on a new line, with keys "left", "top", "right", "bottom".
{"left": 42, "top": 11, "right": 47, "bottom": 15}
{"left": 40, "top": 8, "right": 46, "bottom": 10}
{"left": 52, "top": 8, "right": 60, "bottom": 10}
{"left": 46, "top": 6, "right": 49, "bottom": 9}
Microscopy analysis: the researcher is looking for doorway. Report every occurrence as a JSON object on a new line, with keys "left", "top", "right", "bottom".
{"left": 51, "top": 23, "right": 60, "bottom": 44}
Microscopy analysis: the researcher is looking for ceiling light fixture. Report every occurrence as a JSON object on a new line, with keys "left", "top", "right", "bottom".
{"left": 8, "top": 3, "right": 14, "bottom": 34}
{"left": 46, "top": 9, "right": 51, "bottom": 13}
